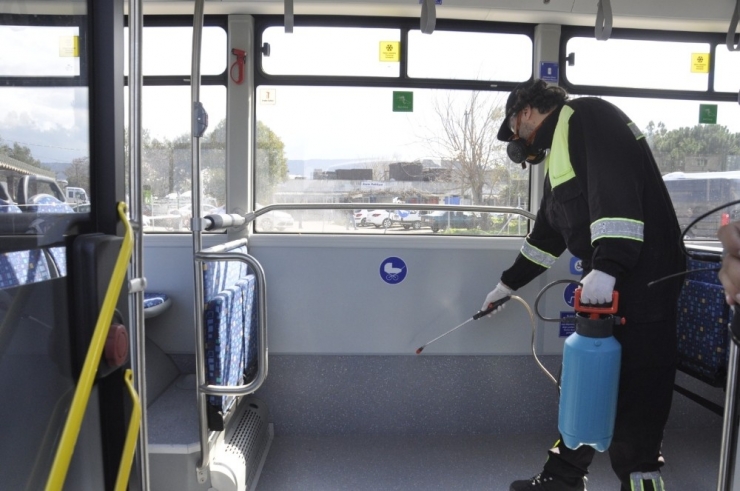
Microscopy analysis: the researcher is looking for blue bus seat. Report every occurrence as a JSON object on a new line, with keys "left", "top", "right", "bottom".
{"left": 676, "top": 258, "right": 729, "bottom": 387}
{"left": 0, "top": 249, "right": 52, "bottom": 290}
{"left": 201, "top": 243, "right": 258, "bottom": 430}
{"left": 237, "top": 275, "right": 258, "bottom": 379}
{"left": 203, "top": 245, "right": 248, "bottom": 302}
{"left": 204, "top": 284, "right": 246, "bottom": 423}
{"left": 27, "top": 194, "right": 75, "bottom": 214}
{"left": 0, "top": 198, "right": 22, "bottom": 214}
{"left": 144, "top": 291, "right": 172, "bottom": 318}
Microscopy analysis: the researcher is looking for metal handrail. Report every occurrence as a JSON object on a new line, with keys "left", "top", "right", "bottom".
{"left": 204, "top": 203, "right": 536, "bottom": 231}
{"left": 194, "top": 247, "right": 268, "bottom": 397}
{"left": 192, "top": 237, "right": 269, "bottom": 482}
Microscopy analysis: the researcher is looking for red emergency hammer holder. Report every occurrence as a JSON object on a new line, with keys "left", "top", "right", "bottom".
{"left": 230, "top": 48, "right": 246, "bottom": 84}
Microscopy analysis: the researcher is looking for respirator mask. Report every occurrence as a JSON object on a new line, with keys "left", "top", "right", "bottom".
{"left": 506, "top": 140, "right": 547, "bottom": 167}
{"left": 506, "top": 111, "right": 547, "bottom": 167}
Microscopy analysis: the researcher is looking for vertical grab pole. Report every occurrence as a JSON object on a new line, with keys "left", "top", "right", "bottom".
{"left": 127, "top": 0, "right": 150, "bottom": 487}
{"left": 190, "top": 0, "right": 209, "bottom": 484}
{"left": 718, "top": 308, "right": 740, "bottom": 491}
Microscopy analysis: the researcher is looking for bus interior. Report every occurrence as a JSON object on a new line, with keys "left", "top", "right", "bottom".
{"left": 1, "top": 0, "right": 739, "bottom": 490}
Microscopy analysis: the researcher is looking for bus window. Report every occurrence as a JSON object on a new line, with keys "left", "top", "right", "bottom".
{"left": 0, "top": 24, "right": 81, "bottom": 77}
{"left": 714, "top": 45, "right": 740, "bottom": 93}
{"left": 125, "top": 85, "right": 226, "bottom": 232}
{"left": 584, "top": 96, "right": 740, "bottom": 239}
{"left": 123, "top": 26, "right": 227, "bottom": 77}
{"left": 663, "top": 171, "right": 740, "bottom": 239}
{"left": 123, "top": 22, "right": 227, "bottom": 233}
{"left": 262, "top": 26, "right": 401, "bottom": 77}
{"left": 565, "top": 37, "right": 711, "bottom": 91}
{"left": 407, "top": 30, "right": 532, "bottom": 82}
{"left": 255, "top": 85, "right": 530, "bottom": 235}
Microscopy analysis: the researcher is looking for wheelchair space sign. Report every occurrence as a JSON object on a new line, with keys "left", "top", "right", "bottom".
{"left": 564, "top": 282, "right": 578, "bottom": 307}
{"left": 380, "top": 257, "right": 407, "bottom": 284}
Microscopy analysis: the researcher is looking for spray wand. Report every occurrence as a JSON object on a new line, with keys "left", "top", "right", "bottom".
{"left": 415, "top": 296, "right": 511, "bottom": 354}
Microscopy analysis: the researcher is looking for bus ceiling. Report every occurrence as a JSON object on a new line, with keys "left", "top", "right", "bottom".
{"left": 141, "top": 0, "right": 738, "bottom": 34}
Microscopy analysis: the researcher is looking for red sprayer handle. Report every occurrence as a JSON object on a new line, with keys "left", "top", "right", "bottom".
{"left": 574, "top": 288, "right": 619, "bottom": 318}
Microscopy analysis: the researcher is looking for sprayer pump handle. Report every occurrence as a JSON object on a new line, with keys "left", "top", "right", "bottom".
{"left": 473, "top": 296, "right": 512, "bottom": 320}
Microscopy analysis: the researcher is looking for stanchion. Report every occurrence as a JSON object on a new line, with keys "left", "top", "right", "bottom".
{"left": 718, "top": 307, "right": 740, "bottom": 490}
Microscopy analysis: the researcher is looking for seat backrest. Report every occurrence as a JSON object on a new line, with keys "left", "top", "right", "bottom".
{"left": 204, "top": 285, "right": 245, "bottom": 414}
{"left": 202, "top": 245, "right": 248, "bottom": 302}
{"left": 201, "top": 243, "right": 258, "bottom": 430}
{"left": 676, "top": 257, "right": 729, "bottom": 386}
{"left": 0, "top": 249, "right": 52, "bottom": 290}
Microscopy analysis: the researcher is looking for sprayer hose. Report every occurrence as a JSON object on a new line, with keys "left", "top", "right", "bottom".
{"left": 510, "top": 295, "right": 559, "bottom": 387}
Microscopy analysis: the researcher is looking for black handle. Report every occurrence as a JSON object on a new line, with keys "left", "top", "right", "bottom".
{"left": 473, "top": 296, "right": 511, "bottom": 320}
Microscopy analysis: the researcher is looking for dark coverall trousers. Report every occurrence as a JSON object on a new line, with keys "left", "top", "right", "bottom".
{"left": 543, "top": 314, "right": 678, "bottom": 490}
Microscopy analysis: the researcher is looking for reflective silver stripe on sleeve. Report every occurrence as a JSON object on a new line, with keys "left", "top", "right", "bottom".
{"left": 629, "top": 471, "right": 664, "bottom": 491}
{"left": 521, "top": 240, "right": 558, "bottom": 268}
{"left": 590, "top": 218, "right": 644, "bottom": 243}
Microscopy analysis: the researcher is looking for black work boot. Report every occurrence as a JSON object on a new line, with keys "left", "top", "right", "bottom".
{"left": 509, "top": 472, "right": 586, "bottom": 491}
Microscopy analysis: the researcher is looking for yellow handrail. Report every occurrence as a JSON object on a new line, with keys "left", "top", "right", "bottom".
{"left": 115, "top": 369, "right": 142, "bottom": 491}
{"left": 45, "top": 202, "right": 134, "bottom": 491}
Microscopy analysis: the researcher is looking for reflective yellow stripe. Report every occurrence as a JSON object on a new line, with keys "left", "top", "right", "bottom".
{"left": 521, "top": 240, "right": 558, "bottom": 268}
{"left": 547, "top": 105, "right": 576, "bottom": 190}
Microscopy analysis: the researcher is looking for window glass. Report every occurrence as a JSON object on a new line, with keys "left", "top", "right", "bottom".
{"left": 0, "top": 25, "right": 81, "bottom": 77}
{"left": 254, "top": 85, "right": 530, "bottom": 235}
{"left": 0, "top": 86, "right": 89, "bottom": 216}
{"left": 124, "top": 86, "right": 226, "bottom": 232}
{"left": 123, "top": 26, "right": 227, "bottom": 76}
{"left": 590, "top": 95, "right": 740, "bottom": 239}
{"left": 714, "top": 45, "right": 740, "bottom": 93}
{"left": 408, "top": 30, "right": 532, "bottom": 82}
{"left": 261, "top": 26, "right": 401, "bottom": 77}
{"left": 565, "top": 37, "right": 710, "bottom": 91}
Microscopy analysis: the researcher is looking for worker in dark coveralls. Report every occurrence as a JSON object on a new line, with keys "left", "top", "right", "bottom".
{"left": 482, "top": 80, "right": 684, "bottom": 491}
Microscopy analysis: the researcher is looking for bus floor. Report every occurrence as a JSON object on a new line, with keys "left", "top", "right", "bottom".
{"left": 255, "top": 426, "right": 721, "bottom": 490}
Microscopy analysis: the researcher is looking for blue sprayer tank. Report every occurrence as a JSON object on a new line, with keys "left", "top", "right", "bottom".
{"left": 558, "top": 289, "right": 623, "bottom": 452}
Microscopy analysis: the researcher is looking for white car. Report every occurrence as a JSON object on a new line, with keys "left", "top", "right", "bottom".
{"left": 255, "top": 204, "right": 295, "bottom": 231}
{"left": 391, "top": 210, "right": 421, "bottom": 230}
{"left": 366, "top": 209, "right": 392, "bottom": 228}
{"left": 354, "top": 209, "right": 369, "bottom": 227}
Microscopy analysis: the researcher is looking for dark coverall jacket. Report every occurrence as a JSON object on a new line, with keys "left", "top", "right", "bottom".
{"left": 500, "top": 97, "right": 684, "bottom": 488}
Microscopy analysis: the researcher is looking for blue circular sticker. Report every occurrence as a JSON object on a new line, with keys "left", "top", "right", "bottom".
{"left": 380, "top": 257, "right": 407, "bottom": 285}
{"left": 564, "top": 283, "right": 578, "bottom": 308}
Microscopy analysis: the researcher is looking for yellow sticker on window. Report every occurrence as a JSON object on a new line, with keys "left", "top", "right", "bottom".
{"left": 691, "top": 52, "right": 710, "bottom": 73}
{"left": 59, "top": 36, "right": 79, "bottom": 57}
{"left": 379, "top": 41, "right": 400, "bottom": 62}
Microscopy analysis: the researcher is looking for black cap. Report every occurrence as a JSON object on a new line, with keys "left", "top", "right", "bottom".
{"left": 496, "top": 79, "right": 547, "bottom": 142}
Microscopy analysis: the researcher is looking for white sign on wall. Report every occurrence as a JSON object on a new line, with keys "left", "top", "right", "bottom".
{"left": 361, "top": 181, "right": 386, "bottom": 191}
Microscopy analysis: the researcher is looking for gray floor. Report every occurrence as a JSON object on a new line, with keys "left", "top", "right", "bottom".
{"left": 256, "top": 427, "right": 721, "bottom": 490}
{"left": 253, "top": 355, "right": 726, "bottom": 491}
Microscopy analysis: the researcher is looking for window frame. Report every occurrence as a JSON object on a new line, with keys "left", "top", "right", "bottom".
{"left": 559, "top": 26, "right": 736, "bottom": 103}
{"left": 254, "top": 16, "right": 535, "bottom": 92}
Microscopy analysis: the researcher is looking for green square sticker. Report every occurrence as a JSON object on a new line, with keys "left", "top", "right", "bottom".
{"left": 699, "top": 104, "right": 718, "bottom": 124}
{"left": 393, "top": 91, "right": 413, "bottom": 112}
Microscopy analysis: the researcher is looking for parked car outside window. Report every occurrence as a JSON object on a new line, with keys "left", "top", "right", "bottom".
{"left": 422, "top": 210, "right": 478, "bottom": 233}
{"left": 354, "top": 209, "right": 369, "bottom": 227}
{"left": 390, "top": 210, "right": 422, "bottom": 230}
{"left": 367, "top": 209, "right": 392, "bottom": 228}
{"left": 255, "top": 203, "right": 295, "bottom": 231}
